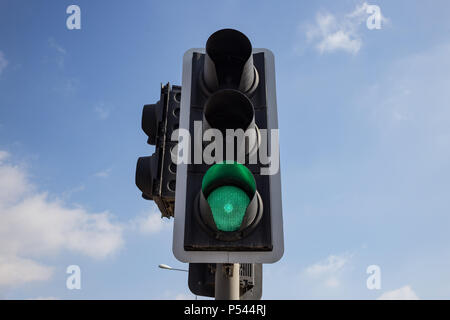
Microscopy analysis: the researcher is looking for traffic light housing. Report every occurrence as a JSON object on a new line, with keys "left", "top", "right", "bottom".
{"left": 173, "top": 29, "right": 283, "bottom": 263}
{"left": 188, "top": 263, "right": 262, "bottom": 299}
{"left": 135, "top": 83, "right": 181, "bottom": 218}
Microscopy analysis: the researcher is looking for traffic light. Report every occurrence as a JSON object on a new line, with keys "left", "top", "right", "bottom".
{"left": 188, "top": 263, "right": 262, "bottom": 299}
{"left": 135, "top": 83, "right": 181, "bottom": 218}
{"left": 172, "top": 29, "right": 283, "bottom": 263}
{"left": 198, "top": 161, "right": 263, "bottom": 240}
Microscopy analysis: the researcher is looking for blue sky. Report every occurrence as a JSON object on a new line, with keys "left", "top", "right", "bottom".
{"left": 1, "top": 0, "right": 450, "bottom": 299}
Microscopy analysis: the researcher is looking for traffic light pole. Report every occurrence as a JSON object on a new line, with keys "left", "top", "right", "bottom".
{"left": 215, "top": 263, "right": 240, "bottom": 300}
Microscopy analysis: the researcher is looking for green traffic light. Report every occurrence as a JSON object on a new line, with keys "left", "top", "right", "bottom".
{"left": 202, "top": 162, "right": 256, "bottom": 232}
{"left": 207, "top": 185, "right": 250, "bottom": 231}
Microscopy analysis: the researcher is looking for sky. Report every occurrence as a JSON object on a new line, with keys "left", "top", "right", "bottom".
{"left": 1, "top": 0, "right": 450, "bottom": 299}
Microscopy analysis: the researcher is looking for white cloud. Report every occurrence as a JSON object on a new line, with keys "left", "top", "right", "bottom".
{"left": 364, "top": 43, "right": 450, "bottom": 127}
{"left": 0, "top": 51, "right": 8, "bottom": 75}
{"left": 94, "top": 103, "right": 110, "bottom": 120}
{"left": 304, "top": 2, "right": 387, "bottom": 54}
{"left": 304, "top": 253, "right": 352, "bottom": 288}
{"left": 48, "top": 38, "right": 66, "bottom": 68}
{"left": 0, "top": 157, "right": 29, "bottom": 206}
{"left": 161, "top": 289, "right": 194, "bottom": 300}
{"left": 317, "top": 28, "right": 361, "bottom": 54}
{"left": 175, "top": 293, "right": 194, "bottom": 300}
{"left": 131, "top": 211, "right": 171, "bottom": 235}
{"left": 1, "top": 194, "right": 124, "bottom": 258}
{"left": 0, "top": 152, "right": 124, "bottom": 289}
{"left": 357, "top": 42, "right": 450, "bottom": 182}
{"left": 94, "top": 167, "right": 112, "bottom": 178}
{"left": 324, "top": 276, "right": 340, "bottom": 288}
{"left": 305, "top": 254, "right": 349, "bottom": 276}
{"left": 0, "top": 150, "right": 10, "bottom": 161}
{"left": 61, "top": 185, "right": 85, "bottom": 200}
{"left": 0, "top": 256, "right": 52, "bottom": 287}
{"left": 48, "top": 38, "right": 66, "bottom": 55}
{"left": 378, "top": 286, "right": 419, "bottom": 300}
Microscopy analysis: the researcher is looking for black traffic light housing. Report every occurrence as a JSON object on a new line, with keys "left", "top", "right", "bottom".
{"left": 135, "top": 83, "right": 181, "bottom": 218}
{"left": 173, "top": 29, "right": 283, "bottom": 262}
{"left": 182, "top": 46, "right": 272, "bottom": 251}
{"left": 188, "top": 263, "right": 262, "bottom": 299}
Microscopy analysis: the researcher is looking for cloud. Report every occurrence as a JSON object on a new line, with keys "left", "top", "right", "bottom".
{"left": 130, "top": 211, "right": 171, "bottom": 235}
{"left": 324, "top": 277, "right": 340, "bottom": 288}
{"left": 0, "top": 51, "right": 8, "bottom": 75}
{"left": 94, "top": 167, "right": 112, "bottom": 178}
{"left": 94, "top": 103, "right": 111, "bottom": 120}
{"left": 161, "top": 290, "right": 194, "bottom": 300}
{"left": 305, "top": 254, "right": 349, "bottom": 276}
{"left": 0, "top": 153, "right": 30, "bottom": 206}
{"left": 304, "top": 2, "right": 387, "bottom": 54}
{"left": 364, "top": 42, "right": 450, "bottom": 125}
{"left": 306, "top": 12, "right": 361, "bottom": 55}
{"left": 48, "top": 38, "right": 66, "bottom": 68}
{"left": 175, "top": 293, "right": 194, "bottom": 300}
{"left": 357, "top": 42, "right": 450, "bottom": 181}
{"left": 378, "top": 286, "right": 419, "bottom": 300}
{"left": 0, "top": 150, "right": 10, "bottom": 161}
{"left": 0, "top": 151, "right": 124, "bottom": 289}
{"left": 61, "top": 185, "right": 85, "bottom": 200}
{"left": 304, "top": 253, "right": 352, "bottom": 288}
{"left": 48, "top": 38, "right": 66, "bottom": 55}
{"left": 1, "top": 194, "right": 124, "bottom": 258}
{"left": 0, "top": 256, "right": 52, "bottom": 287}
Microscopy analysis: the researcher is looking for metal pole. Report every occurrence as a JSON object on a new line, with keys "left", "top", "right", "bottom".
{"left": 215, "top": 263, "right": 240, "bottom": 300}
{"left": 158, "top": 264, "right": 196, "bottom": 299}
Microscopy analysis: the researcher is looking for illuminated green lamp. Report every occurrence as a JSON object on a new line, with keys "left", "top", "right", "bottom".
{"left": 198, "top": 162, "right": 263, "bottom": 240}
{"left": 207, "top": 186, "right": 249, "bottom": 231}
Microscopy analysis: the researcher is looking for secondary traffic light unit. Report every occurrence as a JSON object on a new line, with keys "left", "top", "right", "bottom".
{"left": 172, "top": 29, "right": 283, "bottom": 264}
{"left": 136, "top": 83, "right": 181, "bottom": 218}
{"left": 188, "top": 263, "right": 262, "bottom": 299}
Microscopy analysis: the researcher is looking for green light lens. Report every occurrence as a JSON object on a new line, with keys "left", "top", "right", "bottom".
{"left": 202, "top": 162, "right": 256, "bottom": 194}
{"left": 207, "top": 185, "right": 250, "bottom": 231}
